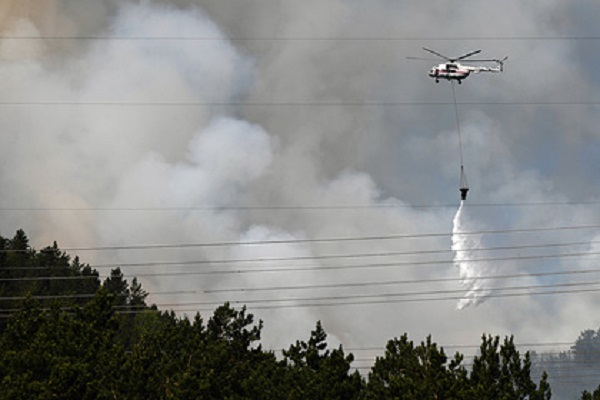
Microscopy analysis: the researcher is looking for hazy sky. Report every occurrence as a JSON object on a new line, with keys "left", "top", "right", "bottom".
{"left": 2, "top": 0, "right": 600, "bottom": 388}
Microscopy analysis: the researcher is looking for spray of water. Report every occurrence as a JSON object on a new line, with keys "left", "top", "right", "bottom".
{"left": 452, "top": 200, "right": 491, "bottom": 309}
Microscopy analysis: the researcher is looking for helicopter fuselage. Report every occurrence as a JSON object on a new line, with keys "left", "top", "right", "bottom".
{"left": 428, "top": 61, "right": 503, "bottom": 83}
{"left": 428, "top": 63, "right": 471, "bottom": 83}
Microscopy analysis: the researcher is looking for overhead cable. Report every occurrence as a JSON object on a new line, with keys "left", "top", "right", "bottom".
{"left": 4, "top": 35, "right": 600, "bottom": 41}
{"left": 93, "top": 250, "right": 600, "bottom": 276}
{"left": 2, "top": 279, "right": 600, "bottom": 304}
{"left": 2, "top": 200, "right": 600, "bottom": 210}
{"left": 157, "top": 286, "right": 600, "bottom": 312}
{"left": 0, "top": 100, "right": 600, "bottom": 107}
{"left": 138, "top": 280, "right": 600, "bottom": 309}
{"left": 2, "top": 223, "right": 600, "bottom": 253}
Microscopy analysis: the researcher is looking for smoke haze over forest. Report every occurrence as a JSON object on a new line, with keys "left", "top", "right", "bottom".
{"left": 2, "top": 1, "right": 600, "bottom": 395}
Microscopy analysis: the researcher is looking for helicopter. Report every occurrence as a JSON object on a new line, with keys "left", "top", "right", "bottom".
{"left": 408, "top": 47, "right": 507, "bottom": 84}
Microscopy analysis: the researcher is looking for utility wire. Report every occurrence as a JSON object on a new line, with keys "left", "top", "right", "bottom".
{"left": 2, "top": 278, "right": 600, "bottom": 304}
{"left": 0, "top": 276, "right": 99, "bottom": 282}
{"left": 0, "top": 293, "right": 97, "bottom": 301}
{"left": 6, "top": 237, "right": 600, "bottom": 271}
{"left": 4, "top": 242, "right": 600, "bottom": 287}
{"left": 0, "top": 295, "right": 576, "bottom": 355}
{"left": 0, "top": 301, "right": 584, "bottom": 360}
{"left": 99, "top": 285, "right": 600, "bottom": 315}
{"left": 6, "top": 243, "right": 600, "bottom": 280}
{"left": 204, "top": 268, "right": 600, "bottom": 294}
{"left": 2, "top": 200, "right": 600, "bottom": 210}
{"left": 139, "top": 280, "right": 600, "bottom": 309}
{"left": 3, "top": 223, "right": 600, "bottom": 253}
{"left": 4, "top": 35, "right": 600, "bottom": 41}
{"left": 0, "top": 100, "right": 599, "bottom": 107}
{"left": 157, "top": 286, "right": 600, "bottom": 312}
{"left": 107, "top": 249, "right": 600, "bottom": 275}
{"left": 86, "top": 238, "right": 600, "bottom": 269}
{"left": 79, "top": 251, "right": 600, "bottom": 276}
{"left": 7, "top": 265, "right": 600, "bottom": 286}
{"left": 347, "top": 342, "right": 574, "bottom": 352}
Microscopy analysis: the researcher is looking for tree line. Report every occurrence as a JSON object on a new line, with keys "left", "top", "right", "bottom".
{"left": 0, "top": 229, "right": 595, "bottom": 399}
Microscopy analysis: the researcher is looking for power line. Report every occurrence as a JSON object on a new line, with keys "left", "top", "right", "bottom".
{"left": 3, "top": 239, "right": 600, "bottom": 286}
{"left": 2, "top": 200, "right": 600, "bottom": 210}
{"left": 3, "top": 242, "right": 600, "bottom": 287}
{"left": 113, "top": 286, "right": 599, "bottom": 314}
{"left": 3, "top": 277, "right": 600, "bottom": 304}
{"left": 5, "top": 237, "right": 599, "bottom": 271}
{"left": 3, "top": 223, "right": 600, "bottom": 253}
{"left": 103, "top": 281, "right": 600, "bottom": 310}
{"left": 0, "top": 275, "right": 99, "bottom": 282}
{"left": 0, "top": 296, "right": 578, "bottom": 354}
{"left": 204, "top": 268, "right": 600, "bottom": 294}
{"left": 337, "top": 342, "right": 575, "bottom": 353}
{"left": 94, "top": 250, "right": 600, "bottom": 276}
{"left": 0, "top": 301, "right": 584, "bottom": 361}
{"left": 155, "top": 286, "right": 600, "bottom": 312}
{"left": 5, "top": 265, "right": 600, "bottom": 290}
{"left": 84, "top": 238, "right": 600, "bottom": 268}
{"left": 0, "top": 293, "right": 96, "bottom": 301}
{"left": 351, "top": 358, "right": 593, "bottom": 365}
{"left": 145, "top": 280, "right": 600, "bottom": 308}
{"left": 4, "top": 35, "right": 600, "bottom": 41}
{"left": 5, "top": 243, "right": 600, "bottom": 280}
{"left": 0, "top": 100, "right": 599, "bottom": 107}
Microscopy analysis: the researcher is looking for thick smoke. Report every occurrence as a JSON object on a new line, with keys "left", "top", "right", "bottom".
{"left": 0, "top": 0, "right": 447, "bottom": 349}
{"left": 4, "top": 0, "right": 600, "bottom": 361}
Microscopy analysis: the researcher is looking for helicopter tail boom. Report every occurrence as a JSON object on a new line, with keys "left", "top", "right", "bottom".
{"left": 466, "top": 57, "right": 507, "bottom": 74}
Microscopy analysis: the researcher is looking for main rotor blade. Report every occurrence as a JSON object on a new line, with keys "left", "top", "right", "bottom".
{"left": 406, "top": 56, "right": 442, "bottom": 61}
{"left": 461, "top": 58, "right": 501, "bottom": 63}
{"left": 456, "top": 49, "right": 482, "bottom": 61}
{"left": 422, "top": 47, "right": 451, "bottom": 61}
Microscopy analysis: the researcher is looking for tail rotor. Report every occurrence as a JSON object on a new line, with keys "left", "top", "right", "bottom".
{"left": 495, "top": 56, "right": 508, "bottom": 71}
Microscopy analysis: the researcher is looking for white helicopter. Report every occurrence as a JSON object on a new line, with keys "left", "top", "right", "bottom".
{"left": 408, "top": 47, "right": 507, "bottom": 84}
